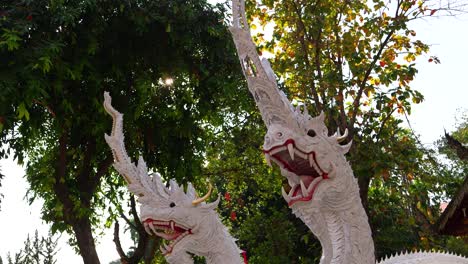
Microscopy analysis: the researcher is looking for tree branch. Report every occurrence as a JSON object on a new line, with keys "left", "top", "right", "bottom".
{"left": 130, "top": 195, "right": 145, "bottom": 231}
{"left": 77, "top": 140, "right": 96, "bottom": 200}
{"left": 445, "top": 132, "right": 468, "bottom": 160}
{"left": 32, "top": 99, "right": 56, "bottom": 118}
{"left": 375, "top": 107, "right": 397, "bottom": 143}
{"left": 113, "top": 221, "right": 129, "bottom": 264}
{"left": 332, "top": 9, "right": 348, "bottom": 131}
{"left": 95, "top": 155, "right": 114, "bottom": 182}
{"left": 290, "top": 0, "right": 323, "bottom": 112}
{"left": 53, "top": 131, "right": 75, "bottom": 224}
{"left": 88, "top": 155, "right": 113, "bottom": 199}
{"left": 113, "top": 195, "right": 151, "bottom": 264}
{"left": 349, "top": 1, "right": 405, "bottom": 139}
{"left": 349, "top": 30, "right": 393, "bottom": 133}
{"left": 119, "top": 212, "right": 137, "bottom": 231}
{"left": 313, "top": 26, "right": 326, "bottom": 109}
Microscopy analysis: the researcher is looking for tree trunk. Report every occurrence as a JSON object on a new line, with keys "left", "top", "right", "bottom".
{"left": 357, "top": 174, "right": 371, "bottom": 218}
{"left": 72, "top": 218, "right": 101, "bottom": 264}
{"left": 144, "top": 238, "right": 158, "bottom": 264}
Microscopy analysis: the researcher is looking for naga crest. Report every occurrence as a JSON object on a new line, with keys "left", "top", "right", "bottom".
{"left": 229, "top": 0, "right": 352, "bottom": 208}
{"left": 103, "top": 92, "right": 223, "bottom": 257}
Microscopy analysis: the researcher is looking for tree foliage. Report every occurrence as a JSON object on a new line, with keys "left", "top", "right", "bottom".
{"left": 442, "top": 111, "right": 468, "bottom": 161}
{"left": 0, "top": 0, "right": 248, "bottom": 262}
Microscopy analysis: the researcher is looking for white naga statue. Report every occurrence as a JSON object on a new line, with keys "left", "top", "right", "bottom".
{"left": 229, "top": 0, "right": 468, "bottom": 263}
{"left": 103, "top": 92, "right": 244, "bottom": 264}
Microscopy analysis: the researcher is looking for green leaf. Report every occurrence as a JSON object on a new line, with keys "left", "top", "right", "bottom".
{"left": 17, "top": 102, "right": 30, "bottom": 121}
{"left": 0, "top": 29, "right": 22, "bottom": 51}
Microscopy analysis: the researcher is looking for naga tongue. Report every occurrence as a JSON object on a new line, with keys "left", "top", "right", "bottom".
{"left": 299, "top": 175, "right": 314, "bottom": 186}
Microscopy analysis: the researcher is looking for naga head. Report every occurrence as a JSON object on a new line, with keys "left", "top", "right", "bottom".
{"left": 139, "top": 177, "right": 222, "bottom": 256}
{"left": 103, "top": 92, "right": 223, "bottom": 257}
{"left": 263, "top": 108, "right": 352, "bottom": 208}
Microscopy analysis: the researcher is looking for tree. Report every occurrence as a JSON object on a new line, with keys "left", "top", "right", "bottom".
{"left": 4, "top": 230, "right": 58, "bottom": 264}
{"left": 20, "top": 231, "right": 41, "bottom": 264}
{"left": 41, "top": 234, "right": 58, "bottom": 264}
{"left": 437, "top": 111, "right": 468, "bottom": 199}
{"left": 0, "top": 0, "right": 248, "bottom": 262}
{"left": 6, "top": 252, "right": 22, "bottom": 264}
{"left": 443, "top": 111, "right": 468, "bottom": 161}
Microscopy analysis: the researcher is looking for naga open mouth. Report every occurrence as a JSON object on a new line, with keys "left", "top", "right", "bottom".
{"left": 143, "top": 219, "right": 192, "bottom": 255}
{"left": 263, "top": 139, "right": 329, "bottom": 207}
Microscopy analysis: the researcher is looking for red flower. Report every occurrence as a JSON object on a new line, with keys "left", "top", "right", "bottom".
{"left": 26, "top": 15, "right": 32, "bottom": 21}
{"left": 230, "top": 211, "right": 237, "bottom": 221}
{"left": 379, "top": 61, "right": 386, "bottom": 67}
{"left": 224, "top": 192, "right": 231, "bottom": 202}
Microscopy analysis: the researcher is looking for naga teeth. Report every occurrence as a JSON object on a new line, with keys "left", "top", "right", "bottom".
{"left": 160, "top": 245, "right": 167, "bottom": 255}
{"left": 269, "top": 146, "right": 286, "bottom": 155}
{"left": 300, "top": 180, "right": 309, "bottom": 196}
{"left": 265, "top": 153, "right": 272, "bottom": 167}
{"left": 294, "top": 149, "right": 307, "bottom": 159}
{"left": 170, "top": 221, "right": 175, "bottom": 230}
{"left": 309, "top": 153, "right": 321, "bottom": 174}
{"left": 281, "top": 186, "right": 290, "bottom": 201}
{"left": 288, "top": 143, "right": 295, "bottom": 160}
{"left": 160, "top": 242, "right": 172, "bottom": 255}
{"left": 148, "top": 222, "right": 158, "bottom": 235}
{"left": 164, "top": 243, "right": 172, "bottom": 251}
{"left": 144, "top": 223, "right": 153, "bottom": 235}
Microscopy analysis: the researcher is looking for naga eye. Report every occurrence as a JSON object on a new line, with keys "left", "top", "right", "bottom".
{"left": 277, "top": 132, "right": 283, "bottom": 137}
{"left": 169, "top": 202, "right": 176, "bottom": 208}
{"left": 307, "top": 129, "right": 317, "bottom": 137}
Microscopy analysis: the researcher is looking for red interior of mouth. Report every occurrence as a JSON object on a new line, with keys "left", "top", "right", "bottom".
{"left": 143, "top": 219, "right": 192, "bottom": 256}
{"left": 290, "top": 175, "right": 313, "bottom": 196}
{"left": 264, "top": 139, "right": 324, "bottom": 177}
{"left": 273, "top": 152, "right": 321, "bottom": 177}
{"left": 264, "top": 139, "right": 328, "bottom": 206}
{"left": 288, "top": 178, "right": 324, "bottom": 206}
{"left": 143, "top": 219, "right": 192, "bottom": 239}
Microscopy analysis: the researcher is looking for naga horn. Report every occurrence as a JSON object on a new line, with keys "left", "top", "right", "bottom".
{"left": 337, "top": 128, "right": 348, "bottom": 142}
{"left": 192, "top": 183, "right": 213, "bottom": 206}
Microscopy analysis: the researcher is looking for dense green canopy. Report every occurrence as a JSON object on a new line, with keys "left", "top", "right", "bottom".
{"left": 0, "top": 0, "right": 250, "bottom": 262}
{"left": 0, "top": 0, "right": 466, "bottom": 263}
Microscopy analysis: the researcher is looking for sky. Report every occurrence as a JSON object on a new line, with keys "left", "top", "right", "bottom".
{"left": 0, "top": 9, "right": 467, "bottom": 264}
{"left": 406, "top": 15, "right": 468, "bottom": 144}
